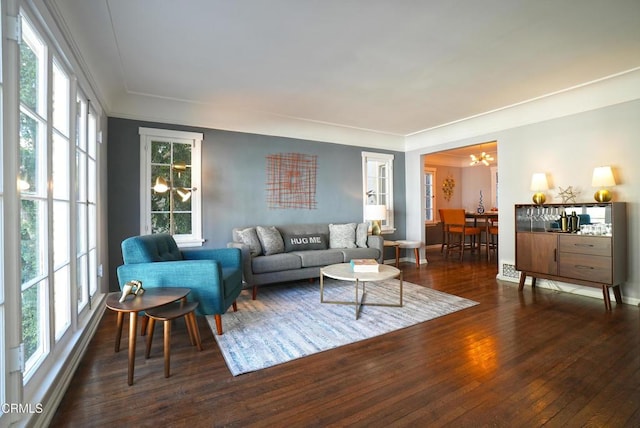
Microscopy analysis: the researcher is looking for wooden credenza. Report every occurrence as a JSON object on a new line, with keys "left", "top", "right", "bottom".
{"left": 515, "top": 202, "right": 626, "bottom": 310}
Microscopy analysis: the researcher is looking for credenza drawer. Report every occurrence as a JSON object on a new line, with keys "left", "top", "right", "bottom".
{"left": 558, "top": 235, "right": 611, "bottom": 257}
{"left": 558, "top": 253, "right": 612, "bottom": 284}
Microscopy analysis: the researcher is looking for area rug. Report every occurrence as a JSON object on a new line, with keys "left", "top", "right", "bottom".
{"left": 206, "top": 278, "right": 478, "bottom": 376}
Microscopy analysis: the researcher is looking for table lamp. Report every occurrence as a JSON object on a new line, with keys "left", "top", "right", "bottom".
{"left": 530, "top": 173, "right": 549, "bottom": 205}
{"left": 365, "top": 204, "right": 387, "bottom": 235}
{"left": 592, "top": 166, "right": 616, "bottom": 202}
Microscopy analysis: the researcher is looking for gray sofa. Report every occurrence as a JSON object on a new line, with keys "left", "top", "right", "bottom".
{"left": 228, "top": 223, "right": 384, "bottom": 299}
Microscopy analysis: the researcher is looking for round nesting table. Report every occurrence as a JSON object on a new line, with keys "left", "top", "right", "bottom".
{"left": 320, "top": 263, "right": 402, "bottom": 319}
{"left": 106, "top": 287, "right": 191, "bottom": 385}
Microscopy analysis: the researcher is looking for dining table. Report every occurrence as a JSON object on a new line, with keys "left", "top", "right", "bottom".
{"left": 465, "top": 211, "right": 499, "bottom": 258}
{"left": 465, "top": 211, "right": 499, "bottom": 227}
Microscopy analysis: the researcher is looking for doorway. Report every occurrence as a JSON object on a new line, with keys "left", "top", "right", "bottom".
{"left": 421, "top": 141, "right": 498, "bottom": 247}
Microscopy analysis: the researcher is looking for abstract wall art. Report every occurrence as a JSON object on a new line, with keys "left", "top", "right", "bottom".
{"left": 266, "top": 153, "right": 318, "bottom": 209}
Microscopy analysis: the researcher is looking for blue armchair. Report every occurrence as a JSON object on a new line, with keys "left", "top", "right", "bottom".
{"left": 116, "top": 234, "right": 243, "bottom": 335}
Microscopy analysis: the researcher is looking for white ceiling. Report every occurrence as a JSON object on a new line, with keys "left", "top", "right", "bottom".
{"left": 47, "top": 0, "right": 640, "bottom": 148}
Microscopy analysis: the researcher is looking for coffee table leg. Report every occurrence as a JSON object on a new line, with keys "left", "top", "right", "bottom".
{"left": 128, "top": 312, "right": 137, "bottom": 386}
{"left": 399, "top": 271, "right": 403, "bottom": 307}
{"left": 354, "top": 278, "right": 359, "bottom": 319}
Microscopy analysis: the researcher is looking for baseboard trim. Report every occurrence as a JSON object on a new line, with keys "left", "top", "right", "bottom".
{"left": 498, "top": 274, "right": 640, "bottom": 307}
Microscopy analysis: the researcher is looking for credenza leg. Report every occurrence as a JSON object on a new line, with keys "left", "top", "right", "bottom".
{"left": 602, "top": 285, "right": 612, "bottom": 311}
{"left": 518, "top": 272, "right": 526, "bottom": 291}
{"left": 612, "top": 285, "right": 623, "bottom": 305}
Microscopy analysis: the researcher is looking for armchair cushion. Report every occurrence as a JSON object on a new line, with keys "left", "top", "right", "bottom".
{"left": 121, "top": 233, "right": 183, "bottom": 264}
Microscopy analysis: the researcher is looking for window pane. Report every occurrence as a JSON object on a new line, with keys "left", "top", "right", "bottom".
{"left": 77, "top": 204, "right": 87, "bottom": 253}
{"left": 22, "top": 281, "right": 45, "bottom": 363}
{"left": 76, "top": 98, "right": 86, "bottom": 150}
{"left": 88, "top": 113, "right": 96, "bottom": 158}
{"left": 19, "top": 41, "right": 38, "bottom": 110}
{"left": 88, "top": 204, "right": 97, "bottom": 249}
{"left": 76, "top": 151, "right": 86, "bottom": 201}
{"left": 53, "top": 201, "right": 70, "bottom": 267}
{"left": 173, "top": 143, "right": 191, "bottom": 165}
{"left": 89, "top": 249, "right": 97, "bottom": 295}
{"left": 151, "top": 141, "right": 171, "bottom": 164}
{"left": 54, "top": 266, "right": 71, "bottom": 340}
{"left": 151, "top": 213, "right": 170, "bottom": 234}
{"left": 77, "top": 254, "right": 88, "bottom": 312}
{"left": 174, "top": 213, "right": 192, "bottom": 235}
{"left": 88, "top": 158, "right": 96, "bottom": 203}
{"left": 21, "top": 199, "right": 46, "bottom": 283}
{"left": 52, "top": 61, "right": 70, "bottom": 136}
{"left": 52, "top": 133, "right": 70, "bottom": 199}
{"left": 151, "top": 190, "right": 169, "bottom": 212}
{"left": 19, "top": 112, "right": 42, "bottom": 194}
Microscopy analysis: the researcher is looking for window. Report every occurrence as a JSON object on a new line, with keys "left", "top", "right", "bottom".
{"left": 139, "top": 127, "right": 203, "bottom": 247}
{"left": 424, "top": 168, "right": 436, "bottom": 224}
{"left": 2, "top": 7, "right": 102, "bottom": 424}
{"left": 16, "top": 11, "right": 101, "bottom": 385}
{"left": 20, "top": 15, "right": 49, "bottom": 377}
{"left": 362, "top": 151, "right": 395, "bottom": 232}
{"left": 76, "top": 95, "right": 99, "bottom": 314}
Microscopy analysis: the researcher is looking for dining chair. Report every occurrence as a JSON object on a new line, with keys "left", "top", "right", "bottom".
{"left": 440, "top": 209, "right": 482, "bottom": 261}
{"left": 438, "top": 209, "right": 448, "bottom": 253}
{"left": 487, "top": 217, "right": 499, "bottom": 262}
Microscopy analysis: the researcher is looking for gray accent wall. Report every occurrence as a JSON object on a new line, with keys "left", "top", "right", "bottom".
{"left": 107, "top": 118, "right": 406, "bottom": 288}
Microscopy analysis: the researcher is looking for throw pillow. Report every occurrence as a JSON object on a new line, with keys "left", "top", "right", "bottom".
{"left": 281, "top": 233, "right": 328, "bottom": 252}
{"left": 329, "top": 223, "right": 357, "bottom": 249}
{"left": 237, "top": 227, "right": 262, "bottom": 256}
{"left": 256, "top": 226, "right": 285, "bottom": 256}
{"left": 356, "top": 222, "right": 369, "bottom": 248}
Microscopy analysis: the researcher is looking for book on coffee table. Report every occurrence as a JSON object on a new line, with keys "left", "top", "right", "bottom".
{"left": 350, "top": 258, "right": 379, "bottom": 272}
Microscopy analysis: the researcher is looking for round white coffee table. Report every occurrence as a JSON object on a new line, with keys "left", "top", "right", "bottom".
{"left": 320, "top": 263, "right": 403, "bottom": 319}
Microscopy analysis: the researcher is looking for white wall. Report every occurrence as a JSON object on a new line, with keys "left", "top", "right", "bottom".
{"left": 405, "top": 71, "right": 640, "bottom": 304}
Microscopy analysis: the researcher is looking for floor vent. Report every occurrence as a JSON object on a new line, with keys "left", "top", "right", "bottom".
{"left": 502, "top": 263, "right": 520, "bottom": 278}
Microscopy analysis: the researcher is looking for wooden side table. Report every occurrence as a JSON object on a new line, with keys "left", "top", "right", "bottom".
{"left": 384, "top": 240, "right": 400, "bottom": 267}
{"left": 106, "top": 287, "right": 191, "bottom": 385}
{"left": 145, "top": 301, "right": 203, "bottom": 378}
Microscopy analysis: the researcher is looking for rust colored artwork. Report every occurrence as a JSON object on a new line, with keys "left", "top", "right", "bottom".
{"left": 266, "top": 153, "right": 318, "bottom": 209}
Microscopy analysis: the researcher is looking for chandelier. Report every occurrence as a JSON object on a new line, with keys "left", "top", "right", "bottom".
{"left": 469, "top": 152, "right": 494, "bottom": 166}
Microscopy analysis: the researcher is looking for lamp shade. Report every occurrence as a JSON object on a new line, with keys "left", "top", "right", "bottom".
{"left": 153, "top": 176, "right": 169, "bottom": 193}
{"left": 364, "top": 204, "right": 387, "bottom": 221}
{"left": 591, "top": 166, "right": 616, "bottom": 187}
{"left": 176, "top": 187, "right": 192, "bottom": 202}
{"left": 530, "top": 173, "right": 549, "bottom": 191}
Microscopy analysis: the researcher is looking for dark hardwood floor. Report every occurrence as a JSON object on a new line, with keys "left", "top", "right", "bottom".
{"left": 50, "top": 247, "right": 640, "bottom": 427}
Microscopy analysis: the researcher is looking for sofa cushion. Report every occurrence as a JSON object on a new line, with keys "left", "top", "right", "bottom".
{"left": 236, "top": 227, "right": 263, "bottom": 256}
{"left": 256, "top": 226, "right": 285, "bottom": 256}
{"left": 252, "top": 253, "right": 302, "bottom": 274}
{"left": 282, "top": 233, "right": 328, "bottom": 252}
{"left": 292, "top": 249, "right": 344, "bottom": 268}
{"left": 356, "top": 222, "right": 369, "bottom": 248}
{"left": 340, "top": 247, "right": 381, "bottom": 262}
{"left": 329, "top": 223, "right": 357, "bottom": 249}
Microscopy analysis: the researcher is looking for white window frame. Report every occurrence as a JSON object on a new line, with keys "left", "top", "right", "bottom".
{"left": 491, "top": 166, "right": 498, "bottom": 210}
{"left": 424, "top": 167, "right": 437, "bottom": 225}
{"left": 139, "top": 127, "right": 203, "bottom": 247}
{"left": 362, "top": 151, "right": 395, "bottom": 233}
